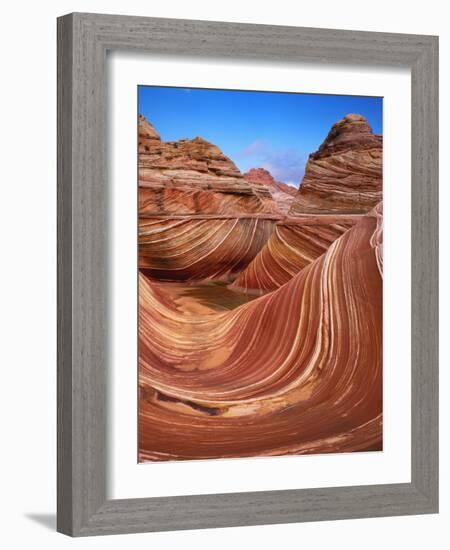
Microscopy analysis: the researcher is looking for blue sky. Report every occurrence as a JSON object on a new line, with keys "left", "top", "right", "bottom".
{"left": 138, "top": 86, "right": 382, "bottom": 187}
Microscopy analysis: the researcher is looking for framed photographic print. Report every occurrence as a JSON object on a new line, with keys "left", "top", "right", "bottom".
{"left": 57, "top": 13, "right": 438, "bottom": 536}
{"left": 137, "top": 88, "right": 384, "bottom": 462}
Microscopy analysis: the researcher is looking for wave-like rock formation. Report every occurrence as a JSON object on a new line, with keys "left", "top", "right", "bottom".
{"left": 289, "top": 114, "right": 382, "bottom": 215}
{"left": 139, "top": 204, "right": 383, "bottom": 461}
{"left": 244, "top": 168, "right": 297, "bottom": 214}
{"left": 230, "top": 115, "right": 382, "bottom": 293}
{"left": 231, "top": 214, "right": 360, "bottom": 294}
{"left": 138, "top": 116, "right": 287, "bottom": 281}
{"left": 139, "top": 215, "right": 278, "bottom": 281}
{"left": 139, "top": 115, "right": 279, "bottom": 216}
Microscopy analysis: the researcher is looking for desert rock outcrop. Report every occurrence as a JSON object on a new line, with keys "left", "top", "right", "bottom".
{"left": 233, "top": 115, "right": 383, "bottom": 293}
{"left": 231, "top": 214, "right": 360, "bottom": 294}
{"left": 139, "top": 205, "right": 383, "bottom": 460}
{"left": 138, "top": 115, "right": 284, "bottom": 280}
{"left": 139, "top": 115, "right": 279, "bottom": 216}
{"left": 289, "top": 114, "right": 382, "bottom": 214}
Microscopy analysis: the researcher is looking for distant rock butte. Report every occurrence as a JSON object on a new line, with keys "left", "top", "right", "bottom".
{"left": 244, "top": 168, "right": 297, "bottom": 196}
{"left": 138, "top": 115, "right": 279, "bottom": 216}
{"left": 244, "top": 168, "right": 297, "bottom": 214}
{"left": 289, "top": 114, "right": 382, "bottom": 214}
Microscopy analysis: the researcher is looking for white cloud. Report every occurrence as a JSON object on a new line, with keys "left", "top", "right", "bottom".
{"left": 239, "top": 140, "right": 306, "bottom": 185}
{"left": 242, "top": 139, "right": 266, "bottom": 156}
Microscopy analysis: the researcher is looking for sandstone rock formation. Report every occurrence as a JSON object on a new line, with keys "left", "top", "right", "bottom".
{"left": 244, "top": 167, "right": 297, "bottom": 214}
{"left": 138, "top": 113, "right": 161, "bottom": 148}
{"left": 138, "top": 112, "right": 383, "bottom": 461}
{"left": 231, "top": 214, "right": 360, "bottom": 294}
{"left": 138, "top": 115, "right": 285, "bottom": 280}
{"left": 139, "top": 115, "right": 279, "bottom": 216}
{"left": 232, "top": 114, "right": 383, "bottom": 294}
{"left": 289, "top": 114, "right": 382, "bottom": 214}
{"left": 139, "top": 205, "right": 383, "bottom": 461}
{"left": 139, "top": 216, "right": 278, "bottom": 282}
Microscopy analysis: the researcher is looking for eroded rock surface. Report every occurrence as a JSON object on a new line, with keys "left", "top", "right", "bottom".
{"left": 139, "top": 206, "right": 383, "bottom": 460}
{"left": 139, "top": 116, "right": 278, "bottom": 215}
{"left": 289, "top": 114, "right": 382, "bottom": 214}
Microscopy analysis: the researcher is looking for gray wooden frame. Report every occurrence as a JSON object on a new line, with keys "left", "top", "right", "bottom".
{"left": 57, "top": 12, "right": 439, "bottom": 537}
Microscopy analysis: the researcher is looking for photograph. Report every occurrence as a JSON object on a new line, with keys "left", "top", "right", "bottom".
{"left": 1, "top": 1, "right": 442, "bottom": 543}
{"left": 138, "top": 87, "right": 384, "bottom": 462}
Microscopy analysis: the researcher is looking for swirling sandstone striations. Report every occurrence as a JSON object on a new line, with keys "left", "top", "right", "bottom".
{"left": 138, "top": 116, "right": 285, "bottom": 281}
{"left": 231, "top": 114, "right": 382, "bottom": 293}
{"left": 289, "top": 114, "right": 382, "bottom": 215}
{"left": 139, "top": 215, "right": 278, "bottom": 282}
{"left": 231, "top": 214, "right": 360, "bottom": 294}
{"left": 139, "top": 115, "right": 279, "bottom": 216}
{"left": 139, "top": 205, "right": 383, "bottom": 461}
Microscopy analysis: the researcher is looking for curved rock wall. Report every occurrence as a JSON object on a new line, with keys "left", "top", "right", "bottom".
{"left": 139, "top": 206, "right": 383, "bottom": 461}
{"left": 231, "top": 214, "right": 360, "bottom": 294}
{"left": 139, "top": 216, "right": 278, "bottom": 282}
{"left": 289, "top": 114, "right": 382, "bottom": 215}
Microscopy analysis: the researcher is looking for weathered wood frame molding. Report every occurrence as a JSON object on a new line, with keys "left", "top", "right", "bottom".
{"left": 57, "top": 12, "right": 438, "bottom": 536}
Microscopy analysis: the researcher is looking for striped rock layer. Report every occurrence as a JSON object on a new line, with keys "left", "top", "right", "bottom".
{"left": 289, "top": 114, "right": 382, "bottom": 215}
{"left": 139, "top": 115, "right": 280, "bottom": 216}
{"left": 231, "top": 115, "right": 383, "bottom": 293}
{"left": 231, "top": 214, "right": 361, "bottom": 294}
{"left": 138, "top": 116, "right": 291, "bottom": 281}
{"left": 139, "top": 205, "right": 383, "bottom": 461}
{"left": 139, "top": 215, "right": 278, "bottom": 282}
